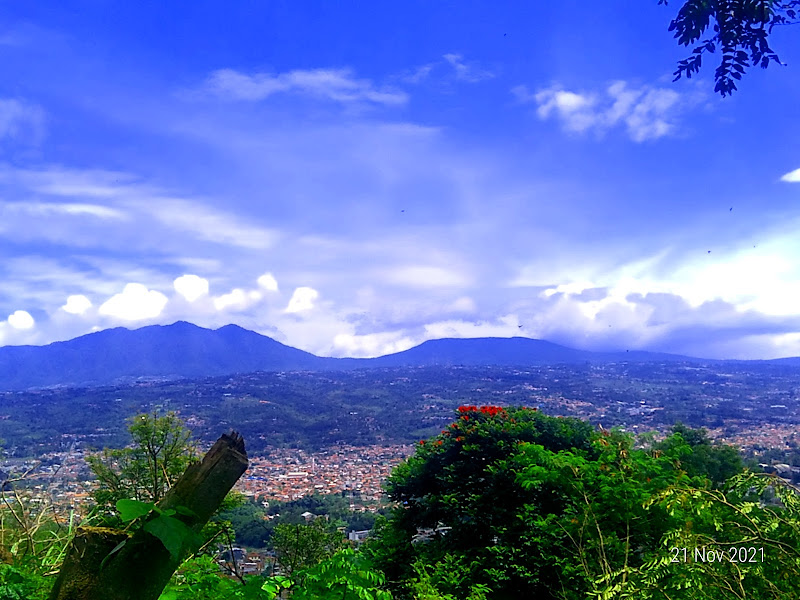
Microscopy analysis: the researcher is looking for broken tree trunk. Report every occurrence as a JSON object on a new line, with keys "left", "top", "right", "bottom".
{"left": 50, "top": 431, "right": 248, "bottom": 600}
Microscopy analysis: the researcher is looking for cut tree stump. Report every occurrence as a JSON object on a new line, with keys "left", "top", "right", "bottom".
{"left": 49, "top": 431, "right": 248, "bottom": 600}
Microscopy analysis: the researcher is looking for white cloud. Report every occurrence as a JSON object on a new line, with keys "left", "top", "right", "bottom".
{"left": 257, "top": 272, "right": 279, "bottom": 292}
{"left": 98, "top": 283, "right": 168, "bottom": 321}
{"left": 384, "top": 265, "right": 470, "bottom": 288}
{"left": 442, "top": 54, "right": 494, "bottom": 82}
{"left": 286, "top": 287, "right": 319, "bottom": 313}
{"left": 173, "top": 274, "right": 209, "bottom": 302}
{"left": 403, "top": 54, "right": 493, "bottom": 85}
{"left": 213, "top": 288, "right": 262, "bottom": 312}
{"left": 0, "top": 98, "right": 45, "bottom": 143}
{"left": 423, "top": 315, "right": 520, "bottom": 339}
{"left": 2, "top": 201, "right": 126, "bottom": 219}
{"left": 2, "top": 166, "right": 278, "bottom": 251}
{"left": 141, "top": 198, "right": 280, "bottom": 250}
{"left": 62, "top": 294, "right": 92, "bottom": 315}
{"left": 332, "top": 331, "right": 416, "bottom": 358}
{"left": 541, "top": 281, "right": 597, "bottom": 298}
{"left": 402, "top": 64, "right": 435, "bottom": 84}
{"left": 516, "top": 80, "right": 687, "bottom": 142}
{"left": 448, "top": 296, "right": 477, "bottom": 313}
{"left": 16, "top": 167, "right": 136, "bottom": 198}
{"left": 204, "top": 68, "right": 408, "bottom": 106}
{"left": 780, "top": 167, "right": 800, "bottom": 183}
{"left": 7, "top": 310, "right": 34, "bottom": 329}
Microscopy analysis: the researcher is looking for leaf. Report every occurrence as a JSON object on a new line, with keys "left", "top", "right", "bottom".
{"left": 116, "top": 498, "right": 156, "bottom": 522}
{"left": 261, "top": 575, "right": 294, "bottom": 599}
{"left": 173, "top": 505, "right": 199, "bottom": 518}
{"left": 99, "top": 539, "right": 128, "bottom": 570}
{"left": 144, "top": 515, "right": 195, "bottom": 559}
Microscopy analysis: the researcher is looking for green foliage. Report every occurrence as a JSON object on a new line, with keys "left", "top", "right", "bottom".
{"left": 656, "top": 423, "right": 744, "bottom": 487}
{"left": 115, "top": 498, "right": 203, "bottom": 561}
{"left": 160, "top": 555, "right": 271, "bottom": 600}
{"left": 86, "top": 411, "right": 196, "bottom": 508}
{"left": 262, "top": 548, "right": 392, "bottom": 600}
{"left": 0, "top": 405, "right": 790, "bottom": 600}
{"left": 371, "top": 406, "right": 601, "bottom": 597}
{"left": 595, "top": 471, "right": 800, "bottom": 599}
{"left": 369, "top": 406, "right": 749, "bottom": 599}
{"left": 219, "top": 493, "right": 385, "bottom": 549}
{"left": 272, "top": 518, "right": 346, "bottom": 576}
{"left": 660, "top": 0, "right": 800, "bottom": 95}
{"left": 0, "top": 564, "right": 48, "bottom": 600}
{"left": 0, "top": 482, "right": 106, "bottom": 586}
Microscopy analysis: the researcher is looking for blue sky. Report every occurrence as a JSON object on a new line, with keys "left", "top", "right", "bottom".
{"left": 1, "top": 1, "right": 800, "bottom": 359}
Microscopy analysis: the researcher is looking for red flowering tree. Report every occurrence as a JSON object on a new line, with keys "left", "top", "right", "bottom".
{"left": 365, "top": 408, "right": 748, "bottom": 599}
{"left": 368, "top": 406, "right": 599, "bottom": 597}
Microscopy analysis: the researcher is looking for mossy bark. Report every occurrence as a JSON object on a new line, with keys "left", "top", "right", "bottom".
{"left": 49, "top": 432, "right": 248, "bottom": 600}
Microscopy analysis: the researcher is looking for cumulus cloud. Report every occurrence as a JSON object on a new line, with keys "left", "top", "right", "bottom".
{"left": 7, "top": 310, "right": 34, "bottom": 329}
{"left": 98, "top": 283, "right": 168, "bottom": 321}
{"left": 514, "top": 80, "right": 688, "bottom": 142}
{"left": 204, "top": 68, "right": 408, "bottom": 106}
{"left": 173, "top": 274, "right": 209, "bottom": 302}
{"left": 286, "top": 287, "right": 319, "bottom": 313}
{"left": 213, "top": 288, "right": 262, "bottom": 312}
{"left": 780, "top": 167, "right": 800, "bottom": 183}
{"left": 257, "top": 272, "right": 279, "bottom": 292}
{"left": 61, "top": 294, "right": 92, "bottom": 315}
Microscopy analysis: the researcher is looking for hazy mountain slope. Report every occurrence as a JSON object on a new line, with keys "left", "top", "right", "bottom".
{"left": 0, "top": 322, "right": 718, "bottom": 391}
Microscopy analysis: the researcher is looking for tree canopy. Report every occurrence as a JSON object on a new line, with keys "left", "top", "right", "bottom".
{"left": 86, "top": 411, "right": 197, "bottom": 508}
{"left": 661, "top": 0, "right": 799, "bottom": 95}
{"left": 360, "top": 405, "right": 800, "bottom": 599}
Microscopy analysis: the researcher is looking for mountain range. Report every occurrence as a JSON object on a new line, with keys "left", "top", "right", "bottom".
{"left": 0, "top": 320, "right": 763, "bottom": 391}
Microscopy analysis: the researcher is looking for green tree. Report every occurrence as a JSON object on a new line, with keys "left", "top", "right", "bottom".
{"left": 367, "top": 406, "right": 744, "bottom": 599}
{"left": 597, "top": 470, "right": 800, "bottom": 599}
{"left": 86, "top": 411, "right": 196, "bottom": 508}
{"left": 272, "top": 518, "right": 346, "bottom": 577}
{"left": 660, "top": 0, "right": 799, "bottom": 96}
{"left": 368, "top": 406, "right": 602, "bottom": 598}
{"left": 655, "top": 423, "right": 744, "bottom": 487}
{"left": 263, "top": 548, "right": 393, "bottom": 600}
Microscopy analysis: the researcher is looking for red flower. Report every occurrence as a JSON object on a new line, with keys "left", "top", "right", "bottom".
{"left": 419, "top": 440, "right": 425, "bottom": 445}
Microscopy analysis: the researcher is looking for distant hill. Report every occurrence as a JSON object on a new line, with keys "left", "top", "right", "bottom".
{"left": 367, "top": 337, "right": 697, "bottom": 367}
{"left": 0, "top": 321, "right": 711, "bottom": 391}
{"left": 0, "top": 322, "right": 330, "bottom": 390}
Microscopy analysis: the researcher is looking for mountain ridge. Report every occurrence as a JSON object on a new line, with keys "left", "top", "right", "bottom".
{"left": 0, "top": 320, "right": 734, "bottom": 391}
